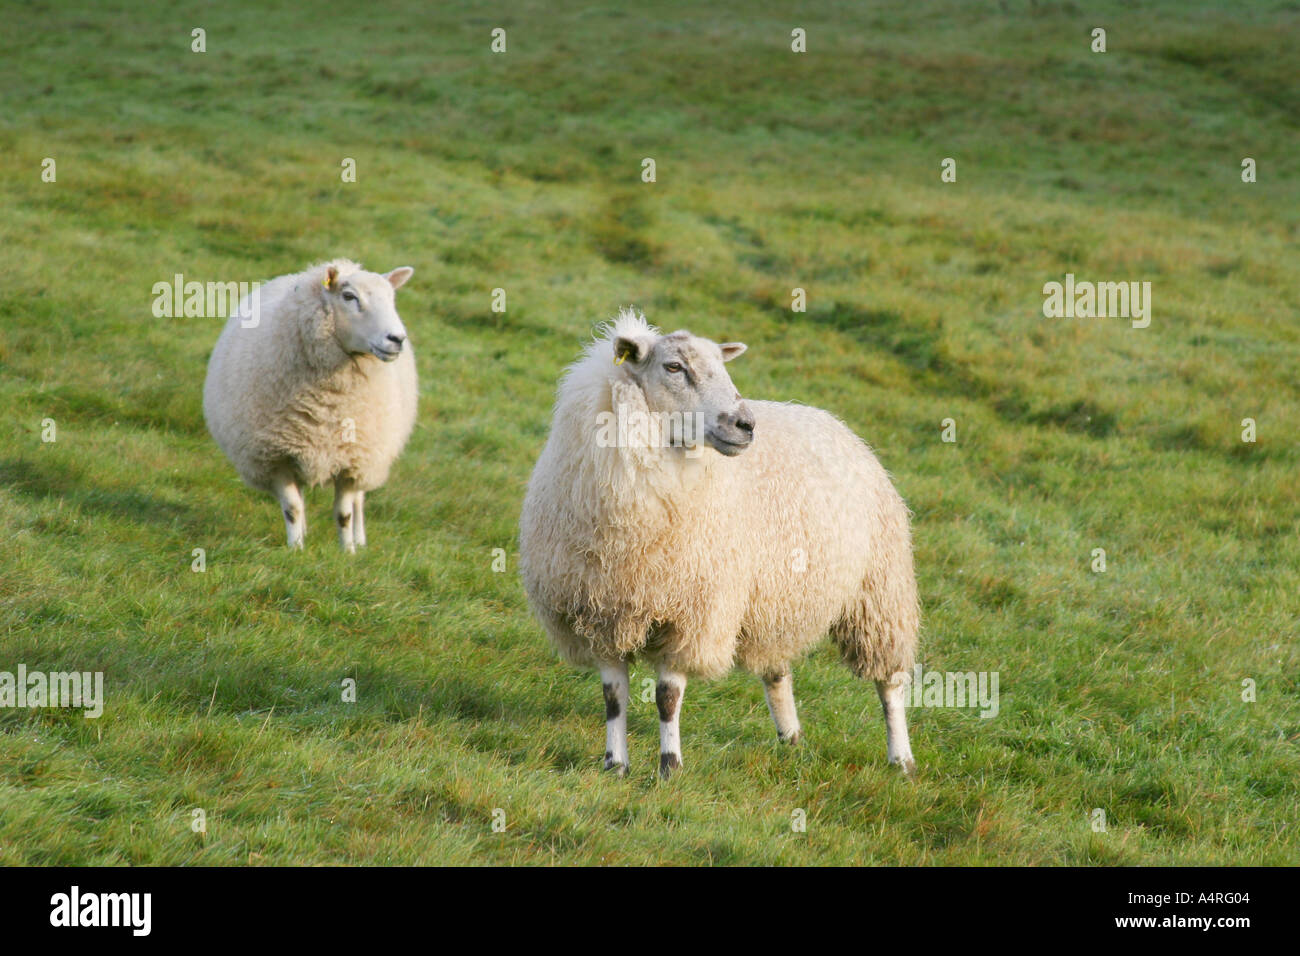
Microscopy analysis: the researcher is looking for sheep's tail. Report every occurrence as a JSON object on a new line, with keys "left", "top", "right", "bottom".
{"left": 832, "top": 547, "right": 919, "bottom": 681}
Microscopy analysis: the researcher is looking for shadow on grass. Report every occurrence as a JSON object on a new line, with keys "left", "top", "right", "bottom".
{"left": 0, "top": 455, "right": 197, "bottom": 530}
{"left": 0, "top": 627, "right": 575, "bottom": 742}
{"left": 754, "top": 296, "right": 1292, "bottom": 451}
{"left": 40, "top": 383, "right": 207, "bottom": 438}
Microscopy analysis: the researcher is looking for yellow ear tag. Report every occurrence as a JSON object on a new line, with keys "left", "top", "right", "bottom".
{"left": 614, "top": 353, "right": 626, "bottom": 366}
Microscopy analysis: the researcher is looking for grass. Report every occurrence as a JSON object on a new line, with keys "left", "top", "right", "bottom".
{"left": 0, "top": 0, "right": 1296, "bottom": 865}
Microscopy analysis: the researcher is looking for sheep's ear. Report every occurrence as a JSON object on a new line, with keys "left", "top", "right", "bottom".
{"left": 323, "top": 266, "right": 340, "bottom": 292}
{"left": 614, "top": 335, "right": 650, "bottom": 366}
{"left": 384, "top": 267, "right": 414, "bottom": 290}
{"left": 719, "top": 342, "right": 747, "bottom": 362}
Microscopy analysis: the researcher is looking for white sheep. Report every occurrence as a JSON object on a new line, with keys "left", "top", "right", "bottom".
{"left": 203, "top": 259, "right": 417, "bottom": 551}
{"left": 519, "top": 309, "right": 920, "bottom": 778}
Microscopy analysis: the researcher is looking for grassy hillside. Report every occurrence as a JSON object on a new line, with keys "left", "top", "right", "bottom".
{"left": 0, "top": 0, "right": 1296, "bottom": 864}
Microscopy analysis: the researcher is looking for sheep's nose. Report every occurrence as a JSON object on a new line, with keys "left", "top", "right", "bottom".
{"left": 734, "top": 401, "right": 755, "bottom": 435}
{"left": 721, "top": 402, "right": 755, "bottom": 437}
{"left": 386, "top": 332, "right": 406, "bottom": 347}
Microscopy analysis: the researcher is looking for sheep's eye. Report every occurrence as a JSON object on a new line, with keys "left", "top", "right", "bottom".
{"left": 342, "top": 291, "right": 357, "bottom": 303}
{"left": 664, "top": 362, "right": 684, "bottom": 373}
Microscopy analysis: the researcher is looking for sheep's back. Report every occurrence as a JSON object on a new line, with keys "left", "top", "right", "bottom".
{"left": 731, "top": 400, "right": 913, "bottom": 664}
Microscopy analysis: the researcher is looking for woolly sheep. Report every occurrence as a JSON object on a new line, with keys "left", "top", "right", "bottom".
{"left": 519, "top": 309, "right": 920, "bottom": 778}
{"left": 203, "top": 259, "right": 417, "bottom": 551}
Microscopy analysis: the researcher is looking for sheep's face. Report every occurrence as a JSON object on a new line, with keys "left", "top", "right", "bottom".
{"left": 326, "top": 266, "right": 414, "bottom": 362}
{"left": 614, "top": 329, "right": 754, "bottom": 456}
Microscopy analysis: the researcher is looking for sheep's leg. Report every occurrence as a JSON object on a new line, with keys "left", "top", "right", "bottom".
{"left": 876, "top": 676, "right": 916, "bottom": 775}
{"left": 655, "top": 665, "right": 687, "bottom": 779}
{"left": 762, "top": 669, "right": 802, "bottom": 745}
{"left": 599, "top": 660, "right": 629, "bottom": 776}
{"left": 352, "top": 490, "right": 366, "bottom": 548}
{"left": 333, "top": 475, "right": 358, "bottom": 554}
{"left": 273, "top": 475, "right": 306, "bottom": 549}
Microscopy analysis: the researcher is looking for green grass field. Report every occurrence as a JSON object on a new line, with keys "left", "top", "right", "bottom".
{"left": 0, "top": 0, "right": 1296, "bottom": 865}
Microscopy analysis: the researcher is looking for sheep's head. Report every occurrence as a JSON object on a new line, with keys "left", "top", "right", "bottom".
{"left": 324, "top": 265, "right": 414, "bottom": 362}
{"left": 613, "top": 325, "right": 753, "bottom": 457}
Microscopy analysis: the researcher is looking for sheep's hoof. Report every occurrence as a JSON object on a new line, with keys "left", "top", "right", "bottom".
{"left": 603, "top": 754, "right": 627, "bottom": 777}
{"left": 779, "top": 730, "right": 802, "bottom": 746}
{"left": 658, "top": 753, "right": 681, "bottom": 780}
{"left": 895, "top": 757, "right": 917, "bottom": 777}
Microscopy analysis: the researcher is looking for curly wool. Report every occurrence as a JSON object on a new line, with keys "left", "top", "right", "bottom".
{"left": 202, "top": 259, "right": 417, "bottom": 494}
{"left": 519, "top": 311, "right": 918, "bottom": 682}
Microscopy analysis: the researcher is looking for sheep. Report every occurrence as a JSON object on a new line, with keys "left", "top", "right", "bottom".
{"left": 203, "top": 259, "right": 417, "bottom": 552}
{"left": 519, "top": 309, "right": 919, "bottom": 778}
